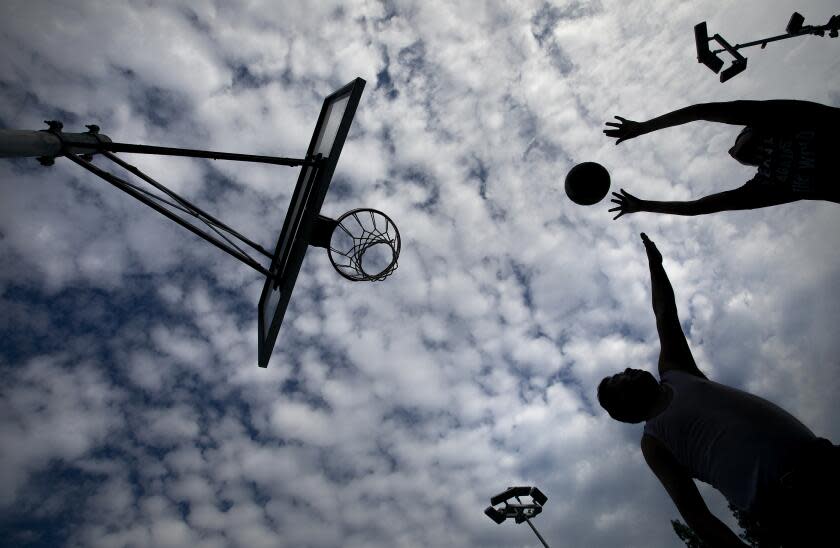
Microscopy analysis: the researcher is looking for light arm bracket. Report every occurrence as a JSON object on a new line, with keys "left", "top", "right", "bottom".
{"left": 694, "top": 12, "right": 839, "bottom": 83}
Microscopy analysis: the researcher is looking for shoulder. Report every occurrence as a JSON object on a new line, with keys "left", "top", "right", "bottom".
{"left": 662, "top": 370, "right": 709, "bottom": 389}
{"left": 660, "top": 361, "right": 708, "bottom": 381}
{"left": 641, "top": 432, "right": 665, "bottom": 454}
{"left": 753, "top": 100, "right": 840, "bottom": 129}
{"left": 641, "top": 433, "right": 687, "bottom": 478}
{"left": 641, "top": 434, "right": 672, "bottom": 468}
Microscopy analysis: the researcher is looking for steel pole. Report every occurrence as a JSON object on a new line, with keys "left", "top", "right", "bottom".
{"left": 0, "top": 129, "right": 111, "bottom": 158}
{"left": 515, "top": 496, "right": 550, "bottom": 548}
{"left": 524, "top": 519, "right": 551, "bottom": 548}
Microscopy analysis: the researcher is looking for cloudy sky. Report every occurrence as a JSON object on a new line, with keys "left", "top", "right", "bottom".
{"left": 1, "top": 1, "right": 839, "bottom": 547}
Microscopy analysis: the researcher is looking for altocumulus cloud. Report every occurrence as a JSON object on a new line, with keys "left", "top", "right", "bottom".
{"left": 1, "top": 1, "right": 839, "bottom": 547}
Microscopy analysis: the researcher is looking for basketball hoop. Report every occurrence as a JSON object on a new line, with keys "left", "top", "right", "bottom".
{"left": 325, "top": 208, "right": 401, "bottom": 281}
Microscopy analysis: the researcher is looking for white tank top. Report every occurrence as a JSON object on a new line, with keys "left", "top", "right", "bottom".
{"left": 644, "top": 370, "right": 815, "bottom": 512}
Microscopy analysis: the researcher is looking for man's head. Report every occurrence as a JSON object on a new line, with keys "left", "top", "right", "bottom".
{"left": 728, "top": 126, "right": 762, "bottom": 166}
{"left": 597, "top": 368, "right": 661, "bottom": 423}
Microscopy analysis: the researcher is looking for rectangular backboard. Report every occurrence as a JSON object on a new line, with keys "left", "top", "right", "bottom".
{"left": 257, "top": 77, "right": 366, "bottom": 367}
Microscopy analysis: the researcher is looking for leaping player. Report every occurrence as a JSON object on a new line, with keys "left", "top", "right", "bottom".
{"left": 597, "top": 233, "right": 838, "bottom": 546}
{"left": 603, "top": 100, "right": 840, "bottom": 219}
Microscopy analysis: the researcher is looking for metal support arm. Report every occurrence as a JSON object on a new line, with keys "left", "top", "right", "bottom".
{"left": 101, "top": 151, "right": 274, "bottom": 260}
{"left": 712, "top": 13, "right": 839, "bottom": 54}
{"left": 65, "top": 139, "right": 317, "bottom": 167}
{"left": 64, "top": 151, "right": 274, "bottom": 278}
{"left": 3, "top": 122, "right": 324, "bottom": 278}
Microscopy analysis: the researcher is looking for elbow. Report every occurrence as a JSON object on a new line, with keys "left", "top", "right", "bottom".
{"left": 682, "top": 508, "right": 716, "bottom": 541}
{"left": 675, "top": 202, "right": 705, "bottom": 216}
{"left": 683, "top": 508, "right": 744, "bottom": 548}
{"left": 688, "top": 102, "right": 718, "bottom": 122}
{"left": 685, "top": 197, "right": 730, "bottom": 216}
{"left": 682, "top": 507, "right": 710, "bottom": 529}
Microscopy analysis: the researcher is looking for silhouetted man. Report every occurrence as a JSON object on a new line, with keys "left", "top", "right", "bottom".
{"left": 603, "top": 100, "right": 840, "bottom": 218}
{"left": 597, "top": 234, "right": 837, "bottom": 547}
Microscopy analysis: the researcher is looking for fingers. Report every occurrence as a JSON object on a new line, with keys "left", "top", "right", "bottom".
{"left": 608, "top": 206, "right": 621, "bottom": 212}
{"left": 614, "top": 116, "right": 627, "bottom": 122}
{"left": 604, "top": 122, "right": 621, "bottom": 128}
{"left": 612, "top": 211, "right": 624, "bottom": 220}
{"left": 640, "top": 232, "right": 649, "bottom": 242}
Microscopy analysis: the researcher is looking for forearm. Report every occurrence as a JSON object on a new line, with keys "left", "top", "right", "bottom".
{"left": 641, "top": 104, "right": 704, "bottom": 134}
{"left": 639, "top": 186, "right": 796, "bottom": 217}
{"left": 648, "top": 259, "right": 677, "bottom": 319}
{"left": 639, "top": 198, "right": 719, "bottom": 216}
{"left": 641, "top": 191, "right": 748, "bottom": 216}
{"left": 642, "top": 101, "right": 772, "bottom": 133}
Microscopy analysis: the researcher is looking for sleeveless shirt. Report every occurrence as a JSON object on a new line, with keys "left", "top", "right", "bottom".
{"left": 644, "top": 370, "right": 815, "bottom": 512}
{"left": 747, "top": 125, "right": 837, "bottom": 195}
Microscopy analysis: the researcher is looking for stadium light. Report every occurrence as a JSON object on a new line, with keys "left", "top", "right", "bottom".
{"left": 694, "top": 11, "right": 839, "bottom": 82}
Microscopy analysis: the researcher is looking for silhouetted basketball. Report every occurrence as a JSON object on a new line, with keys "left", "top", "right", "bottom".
{"left": 565, "top": 162, "right": 611, "bottom": 205}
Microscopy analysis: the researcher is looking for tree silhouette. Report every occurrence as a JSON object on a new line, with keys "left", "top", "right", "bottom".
{"left": 671, "top": 502, "right": 783, "bottom": 548}
{"left": 728, "top": 503, "right": 781, "bottom": 548}
{"left": 671, "top": 519, "right": 707, "bottom": 548}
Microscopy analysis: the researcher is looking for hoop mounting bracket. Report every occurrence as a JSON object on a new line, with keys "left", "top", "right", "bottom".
{"left": 309, "top": 214, "right": 338, "bottom": 249}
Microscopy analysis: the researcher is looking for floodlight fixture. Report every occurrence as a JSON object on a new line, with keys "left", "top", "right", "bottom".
{"left": 786, "top": 12, "right": 805, "bottom": 34}
{"left": 484, "top": 486, "right": 551, "bottom": 548}
{"left": 719, "top": 58, "right": 748, "bottom": 83}
{"left": 694, "top": 22, "right": 725, "bottom": 73}
{"left": 694, "top": 11, "right": 839, "bottom": 83}
{"left": 829, "top": 16, "right": 840, "bottom": 39}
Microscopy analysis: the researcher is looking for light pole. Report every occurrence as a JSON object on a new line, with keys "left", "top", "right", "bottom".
{"left": 484, "top": 486, "right": 551, "bottom": 548}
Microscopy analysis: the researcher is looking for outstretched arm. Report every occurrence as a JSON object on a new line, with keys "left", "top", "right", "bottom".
{"left": 640, "top": 234, "right": 704, "bottom": 379}
{"left": 610, "top": 184, "right": 800, "bottom": 219}
{"left": 642, "top": 434, "right": 748, "bottom": 548}
{"left": 604, "top": 100, "right": 839, "bottom": 144}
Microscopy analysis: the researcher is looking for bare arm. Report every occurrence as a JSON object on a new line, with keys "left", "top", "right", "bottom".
{"left": 641, "top": 434, "right": 748, "bottom": 548}
{"left": 610, "top": 184, "right": 800, "bottom": 219}
{"left": 640, "top": 234, "right": 704, "bottom": 379}
{"left": 686, "top": 100, "right": 839, "bottom": 128}
{"left": 604, "top": 100, "right": 839, "bottom": 143}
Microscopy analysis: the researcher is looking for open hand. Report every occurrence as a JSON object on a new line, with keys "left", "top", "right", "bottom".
{"left": 603, "top": 116, "right": 646, "bottom": 144}
{"left": 640, "top": 233, "right": 662, "bottom": 264}
{"left": 609, "top": 189, "right": 643, "bottom": 220}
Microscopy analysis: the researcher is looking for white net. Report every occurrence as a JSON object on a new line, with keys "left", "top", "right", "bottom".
{"left": 328, "top": 209, "right": 400, "bottom": 281}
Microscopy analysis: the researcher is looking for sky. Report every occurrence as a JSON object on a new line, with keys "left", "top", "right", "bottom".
{"left": 1, "top": 1, "right": 839, "bottom": 547}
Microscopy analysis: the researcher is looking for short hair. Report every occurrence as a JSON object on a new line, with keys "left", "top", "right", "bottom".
{"left": 729, "top": 126, "right": 763, "bottom": 166}
{"left": 597, "top": 377, "right": 620, "bottom": 417}
{"left": 597, "top": 375, "right": 646, "bottom": 423}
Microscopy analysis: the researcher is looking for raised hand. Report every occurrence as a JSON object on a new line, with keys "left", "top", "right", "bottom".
{"left": 640, "top": 233, "right": 662, "bottom": 264}
{"left": 609, "top": 188, "right": 643, "bottom": 220}
{"left": 603, "top": 116, "right": 647, "bottom": 144}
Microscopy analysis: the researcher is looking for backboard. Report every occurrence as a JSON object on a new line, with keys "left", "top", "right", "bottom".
{"left": 258, "top": 78, "right": 366, "bottom": 367}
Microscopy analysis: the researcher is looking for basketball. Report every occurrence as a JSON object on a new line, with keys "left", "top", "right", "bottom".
{"left": 565, "top": 162, "right": 611, "bottom": 205}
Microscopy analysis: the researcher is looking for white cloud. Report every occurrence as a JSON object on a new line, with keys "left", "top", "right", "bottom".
{"left": 1, "top": 1, "right": 839, "bottom": 547}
